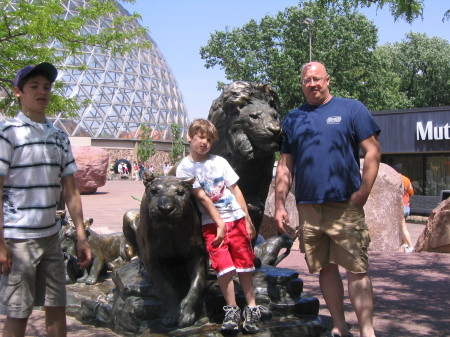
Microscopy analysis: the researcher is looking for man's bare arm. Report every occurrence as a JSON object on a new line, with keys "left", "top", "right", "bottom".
{"left": 274, "top": 153, "right": 294, "bottom": 234}
{"left": 351, "top": 134, "right": 381, "bottom": 207}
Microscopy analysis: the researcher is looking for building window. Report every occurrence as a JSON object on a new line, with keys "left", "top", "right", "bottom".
{"left": 382, "top": 154, "right": 450, "bottom": 196}
{"left": 425, "top": 155, "right": 450, "bottom": 196}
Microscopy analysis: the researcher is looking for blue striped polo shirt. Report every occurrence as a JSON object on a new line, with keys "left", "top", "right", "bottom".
{"left": 0, "top": 112, "right": 78, "bottom": 239}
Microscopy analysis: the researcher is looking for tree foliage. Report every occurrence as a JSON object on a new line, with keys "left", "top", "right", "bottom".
{"left": 376, "top": 33, "right": 450, "bottom": 108}
{"left": 169, "top": 123, "right": 185, "bottom": 164}
{"left": 0, "top": 0, "right": 150, "bottom": 116}
{"left": 316, "top": 0, "right": 424, "bottom": 23}
{"left": 317, "top": 0, "right": 449, "bottom": 23}
{"left": 201, "top": 1, "right": 388, "bottom": 113}
{"left": 200, "top": 1, "right": 449, "bottom": 114}
{"left": 137, "top": 124, "right": 156, "bottom": 163}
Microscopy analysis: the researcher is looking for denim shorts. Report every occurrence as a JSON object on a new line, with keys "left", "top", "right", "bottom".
{"left": 297, "top": 201, "right": 371, "bottom": 274}
{"left": 404, "top": 206, "right": 410, "bottom": 218}
{"left": 0, "top": 233, "right": 66, "bottom": 318}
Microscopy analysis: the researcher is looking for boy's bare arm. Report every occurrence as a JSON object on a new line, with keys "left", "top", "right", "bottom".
{"left": 0, "top": 176, "right": 12, "bottom": 275}
{"left": 61, "top": 174, "right": 92, "bottom": 269}
{"left": 227, "top": 183, "right": 256, "bottom": 239}
{"left": 191, "top": 187, "right": 225, "bottom": 247}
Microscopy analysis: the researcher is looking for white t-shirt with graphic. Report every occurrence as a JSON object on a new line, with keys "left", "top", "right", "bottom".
{"left": 176, "top": 154, "right": 245, "bottom": 225}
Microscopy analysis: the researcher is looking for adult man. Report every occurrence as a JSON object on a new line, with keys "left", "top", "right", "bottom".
{"left": 275, "top": 62, "right": 380, "bottom": 337}
{"left": 0, "top": 62, "right": 92, "bottom": 337}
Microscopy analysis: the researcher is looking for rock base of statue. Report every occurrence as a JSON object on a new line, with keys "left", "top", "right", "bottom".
{"left": 66, "top": 259, "right": 323, "bottom": 336}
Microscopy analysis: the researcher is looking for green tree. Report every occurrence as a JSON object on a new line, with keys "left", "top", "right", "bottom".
{"left": 169, "top": 123, "right": 185, "bottom": 164}
{"left": 0, "top": 0, "right": 150, "bottom": 116}
{"left": 316, "top": 0, "right": 449, "bottom": 23}
{"left": 137, "top": 124, "right": 156, "bottom": 163}
{"left": 200, "top": 1, "right": 407, "bottom": 114}
{"left": 375, "top": 33, "right": 450, "bottom": 108}
{"left": 355, "top": 48, "right": 412, "bottom": 111}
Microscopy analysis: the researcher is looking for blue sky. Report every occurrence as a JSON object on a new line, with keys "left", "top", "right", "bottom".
{"left": 122, "top": 1, "right": 449, "bottom": 121}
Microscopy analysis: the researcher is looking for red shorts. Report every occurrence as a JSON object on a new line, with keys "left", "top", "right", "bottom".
{"left": 202, "top": 217, "right": 255, "bottom": 277}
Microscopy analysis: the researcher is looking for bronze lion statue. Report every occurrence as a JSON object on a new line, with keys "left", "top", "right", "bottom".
{"left": 134, "top": 171, "right": 207, "bottom": 328}
{"left": 208, "top": 81, "right": 282, "bottom": 240}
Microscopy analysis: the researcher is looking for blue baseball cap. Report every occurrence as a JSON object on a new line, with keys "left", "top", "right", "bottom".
{"left": 13, "top": 62, "right": 58, "bottom": 87}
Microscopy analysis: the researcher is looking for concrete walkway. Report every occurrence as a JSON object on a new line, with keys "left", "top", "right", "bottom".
{"left": 1, "top": 180, "right": 448, "bottom": 336}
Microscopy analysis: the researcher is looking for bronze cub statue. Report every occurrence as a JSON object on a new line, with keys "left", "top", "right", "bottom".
{"left": 135, "top": 172, "right": 207, "bottom": 328}
{"left": 59, "top": 214, "right": 94, "bottom": 283}
{"left": 122, "top": 208, "right": 140, "bottom": 257}
{"left": 64, "top": 218, "right": 133, "bottom": 285}
{"left": 254, "top": 233, "right": 294, "bottom": 267}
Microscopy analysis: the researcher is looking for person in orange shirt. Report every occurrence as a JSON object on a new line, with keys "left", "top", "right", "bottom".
{"left": 401, "top": 175, "right": 414, "bottom": 252}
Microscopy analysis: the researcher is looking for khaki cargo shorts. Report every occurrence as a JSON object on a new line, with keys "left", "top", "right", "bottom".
{"left": 0, "top": 233, "right": 66, "bottom": 318}
{"left": 297, "top": 201, "right": 371, "bottom": 274}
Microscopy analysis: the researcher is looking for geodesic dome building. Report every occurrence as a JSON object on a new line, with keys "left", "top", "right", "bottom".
{"left": 3, "top": 0, "right": 189, "bottom": 143}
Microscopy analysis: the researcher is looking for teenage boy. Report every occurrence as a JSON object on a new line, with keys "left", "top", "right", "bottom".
{"left": 0, "top": 62, "right": 92, "bottom": 337}
{"left": 176, "top": 119, "right": 261, "bottom": 333}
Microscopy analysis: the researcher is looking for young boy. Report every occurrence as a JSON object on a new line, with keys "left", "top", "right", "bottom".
{"left": 176, "top": 119, "right": 261, "bottom": 333}
{"left": 0, "top": 62, "right": 92, "bottom": 337}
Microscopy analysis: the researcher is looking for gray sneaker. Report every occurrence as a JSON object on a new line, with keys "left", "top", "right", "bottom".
{"left": 242, "top": 306, "right": 261, "bottom": 334}
{"left": 221, "top": 305, "right": 241, "bottom": 332}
